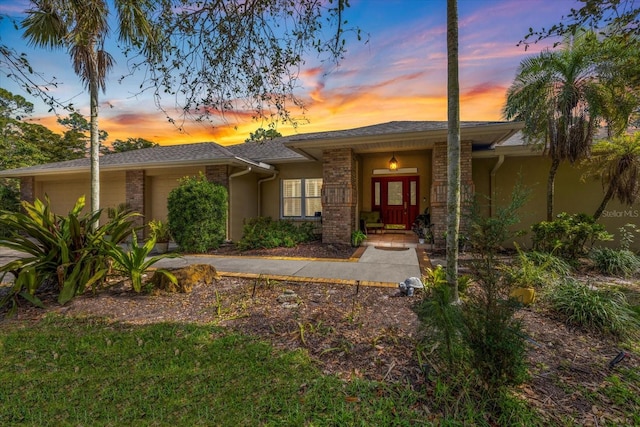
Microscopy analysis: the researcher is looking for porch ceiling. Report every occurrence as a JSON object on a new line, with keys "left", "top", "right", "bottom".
{"left": 284, "top": 121, "right": 524, "bottom": 160}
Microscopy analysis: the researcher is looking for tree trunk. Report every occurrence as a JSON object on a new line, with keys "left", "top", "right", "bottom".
{"left": 446, "top": 0, "right": 460, "bottom": 303}
{"left": 89, "top": 59, "right": 100, "bottom": 227}
{"left": 593, "top": 171, "right": 621, "bottom": 220}
{"left": 546, "top": 157, "right": 560, "bottom": 221}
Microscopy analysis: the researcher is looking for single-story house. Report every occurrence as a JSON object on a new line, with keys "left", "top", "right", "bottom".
{"left": 1, "top": 121, "right": 638, "bottom": 249}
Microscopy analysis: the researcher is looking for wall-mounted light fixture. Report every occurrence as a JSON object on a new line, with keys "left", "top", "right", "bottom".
{"left": 388, "top": 153, "right": 398, "bottom": 170}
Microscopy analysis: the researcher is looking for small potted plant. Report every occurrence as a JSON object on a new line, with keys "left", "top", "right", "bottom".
{"left": 351, "top": 229, "right": 367, "bottom": 247}
{"left": 148, "top": 219, "right": 171, "bottom": 253}
{"left": 412, "top": 209, "right": 433, "bottom": 245}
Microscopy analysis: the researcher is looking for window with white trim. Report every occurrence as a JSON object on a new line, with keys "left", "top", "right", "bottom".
{"left": 282, "top": 178, "right": 323, "bottom": 218}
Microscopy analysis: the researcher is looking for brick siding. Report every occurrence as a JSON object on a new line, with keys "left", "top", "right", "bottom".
{"left": 430, "top": 140, "right": 474, "bottom": 247}
{"left": 205, "top": 165, "right": 229, "bottom": 189}
{"left": 20, "top": 176, "right": 35, "bottom": 204}
{"left": 322, "top": 148, "right": 357, "bottom": 244}
{"left": 125, "top": 170, "right": 145, "bottom": 235}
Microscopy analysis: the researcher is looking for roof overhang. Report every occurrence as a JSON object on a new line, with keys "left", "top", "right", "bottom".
{"left": 284, "top": 122, "right": 525, "bottom": 160}
{"left": 0, "top": 156, "right": 276, "bottom": 178}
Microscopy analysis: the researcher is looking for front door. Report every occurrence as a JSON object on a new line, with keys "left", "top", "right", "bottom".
{"left": 372, "top": 176, "right": 419, "bottom": 230}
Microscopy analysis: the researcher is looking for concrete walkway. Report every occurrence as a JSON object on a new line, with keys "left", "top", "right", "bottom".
{"left": 0, "top": 246, "right": 424, "bottom": 288}
{"left": 154, "top": 246, "right": 422, "bottom": 287}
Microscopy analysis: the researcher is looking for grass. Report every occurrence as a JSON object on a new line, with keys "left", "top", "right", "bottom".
{"left": 0, "top": 315, "right": 423, "bottom": 426}
{"left": 545, "top": 279, "right": 640, "bottom": 337}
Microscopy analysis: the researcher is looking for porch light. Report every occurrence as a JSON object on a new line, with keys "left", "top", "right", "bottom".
{"left": 388, "top": 153, "right": 398, "bottom": 170}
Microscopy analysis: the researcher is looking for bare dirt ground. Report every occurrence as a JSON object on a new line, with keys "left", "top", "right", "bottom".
{"left": 2, "top": 243, "right": 639, "bottom": 425}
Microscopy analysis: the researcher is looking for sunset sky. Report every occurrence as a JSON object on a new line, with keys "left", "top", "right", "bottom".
{"left": 0, "top": 0, "right": 571, "bottom": 146}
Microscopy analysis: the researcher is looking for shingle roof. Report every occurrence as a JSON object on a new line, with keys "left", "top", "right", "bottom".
{"left": 0, "top": 142, "right": 240, "bottom": 175}
{"left": 0, "top": 121, "right": 522, "bottom": 177}
{"left": 285, "top": 121, "right": 509, "bottom": 141}
{"left": 226, "top": 138, "right": 306, "bottom": 162}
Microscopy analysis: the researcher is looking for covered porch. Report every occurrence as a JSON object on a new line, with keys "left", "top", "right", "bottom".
{"left": 361, "top": 230, "right": 421, "bottom": 248}
{"left": 284, "top": 122, "right": 524, "bottom": 247}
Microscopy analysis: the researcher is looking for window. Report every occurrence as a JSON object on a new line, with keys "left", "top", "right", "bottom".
{"left": 282, "top": 178, "right": 322, "bottom": 218}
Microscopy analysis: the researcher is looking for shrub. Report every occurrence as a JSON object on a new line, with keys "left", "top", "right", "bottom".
{"left": 590, "top": 247, "right": 640, "bottom": 278}
{"left": 0, "top": 196, "right": 137, "bottom": 311}
{"left": 167, "top": 174, "right": 227, "bottom": 253}
{"left": 236, "top": 217, "right": 317, "bottom": 251}
{"left": 531, "top": 213, "right": 612, "bottom": 260}
{"left": 416, "top": 182, "right": 530, "bottom": 390}
{"left": 462, "top": 182, "right": 530, "bottom": 389}
{"left": 0, "top": 183, "right": 20, "bottom": 238}
{"left": 415, "top": 271, "right": 465, "bottom": 367}
{"left": 521, "top": 250, "right": 573, "bottom": 276}
{"left": 546, "top": 279, "right": 640, "bottom": 337}
{"left": 502, "top": 246, "right": 570, "bottom": 290}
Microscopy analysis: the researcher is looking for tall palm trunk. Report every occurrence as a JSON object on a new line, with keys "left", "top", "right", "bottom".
{"left": 446, "top": 0, "right": 460, "bottom": 303}
{"left": 546, "top": 157, "right": 560, "bottom": 221}
{"left": 89, "top": 54, "right": 100, "bottom": 225}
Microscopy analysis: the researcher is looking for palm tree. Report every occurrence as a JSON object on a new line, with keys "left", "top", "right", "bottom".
{"left": 587, "top": 133, "right": 640, "bottom": 220}
{"left": 446, "top": 0, "right": 460, "bottom": 303}
{"left": 22, "top": 0, "right": 155, "bottom": 219}
{"left": 504, "top": 32, "right": 602, "bottom": 221}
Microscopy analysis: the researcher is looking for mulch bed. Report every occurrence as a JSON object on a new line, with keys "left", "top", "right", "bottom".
{"left": 2, "top": 242, "right": 639, "bottom": 425}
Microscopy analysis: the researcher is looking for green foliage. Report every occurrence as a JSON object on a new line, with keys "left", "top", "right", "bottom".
{"left": 618, "top": 223, "right": 639, "bottom": 251}
{"left": 147, "top": 219, "right": 171, "bottom": 243}
{"left": 463, "top": 182, "right": 530, "bottom": 389}
{"left": 0, "top": 183, "right": 19, "bottom": 238}
{"left": 167, "top": 174, "right": 227, "bottom": 253}
{"left": 106, "top": 234, "right": 177, "bottom": 293}
{"left": 245, "top": 126, "right": 282, "bottom": 143}
{"left": 521, "top": 250, "right": 573, "bottom": 276}
{"left": 590, "top": 247, "right": 640, "bottom": 278}
{"left": 0, "top": 196, "right": 137, "bottom": 311}
{"left": 546, "top": 279, "right": 640, "bottom": 337}
{"left": 531, "top": 212, "right": 612, "bottom": 260}
{"left": 236, "top": 217, "right": 316, "bottom": 251}
{"left": 415, "top": 269, "right": 465, "bottom": 367}
{"left": 101, "top": 137, "right": 159, "bottom": 154}
{"left": 502, "top": 245, "right": 570, "bottom": 290}
{"left": 461, "top": 296, "right": 529, "bottom": 389}
{"left": 351, "top": 229, "right": 366, "bottom": 247}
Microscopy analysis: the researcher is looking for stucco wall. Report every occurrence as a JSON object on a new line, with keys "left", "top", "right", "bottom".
{"left": 260, "top": 162, "right": 323, "bottom": 219}
{"left": 229, "top": 171, "right": 258, "bottom": 241}
{"left": 34, "top": 171, "right": 126, "bottom": 222}
{"left": 473, "top": 155, "right": 640, "bottom": 250}
{"left": 144, "top": 167, "right": 203, "bottom": 223}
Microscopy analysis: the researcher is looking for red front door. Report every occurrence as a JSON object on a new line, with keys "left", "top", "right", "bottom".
{"left": 372, "top": 176, "right": 419, "bottom": 230}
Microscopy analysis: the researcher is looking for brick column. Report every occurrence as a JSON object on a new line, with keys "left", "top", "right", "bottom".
{"left": 126, "top": 170, "right": 145, "bottom": 235}
{"left": 322, "top": 148, "right": 357, "bottom": 245}
{"left": 20, "top": 176, "right": 35, "bottom": 203}
{"left": 430, "top": 140, "right": 474, "bottom": 247}
{"left": 205, "top": 165, "right": 229, "bottom": 189}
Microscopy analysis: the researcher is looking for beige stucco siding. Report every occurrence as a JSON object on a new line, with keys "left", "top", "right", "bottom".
{"left": 260, "top": 162, "right": 323, "bottom": 219}
{"left": 229, "top": 172, "right": 258, "bottom": 241}
{"left": 34, "top": 172, "right": 125, "bottom": 222}
{"left": 474, "top": 156, "right": 640, "bottom": 250}
{"left": 145, "top": 167, "right": 203, "bottom": 222}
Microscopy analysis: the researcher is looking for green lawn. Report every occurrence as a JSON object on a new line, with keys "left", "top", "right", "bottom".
{"left": 0, "top": 315, "right": 424, "bottom": 426}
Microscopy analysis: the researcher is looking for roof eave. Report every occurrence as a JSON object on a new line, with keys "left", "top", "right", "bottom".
{"left": 0, "top": 157, "right": 275, "bottom": 178}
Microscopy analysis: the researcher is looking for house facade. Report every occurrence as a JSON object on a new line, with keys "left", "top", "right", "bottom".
{"left": 2, "top": 121, "right": 638, "bottom": 250}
